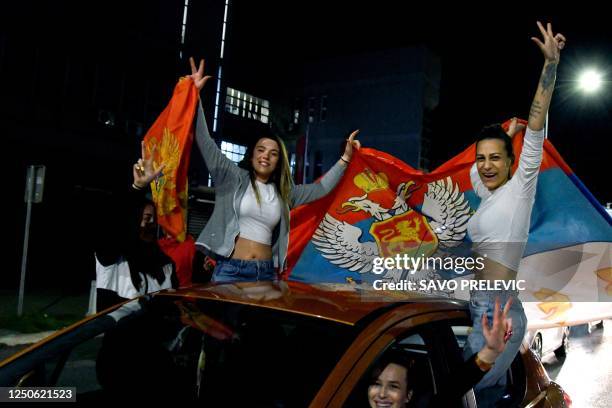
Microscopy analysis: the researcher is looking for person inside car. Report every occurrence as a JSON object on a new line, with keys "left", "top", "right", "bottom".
{"left": 367, "top": 297, "right": 512, "bottom": 407}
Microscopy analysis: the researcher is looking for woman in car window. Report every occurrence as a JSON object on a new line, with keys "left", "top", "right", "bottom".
{"left": 368, "top": 298, "right": 512, "bottom": 407}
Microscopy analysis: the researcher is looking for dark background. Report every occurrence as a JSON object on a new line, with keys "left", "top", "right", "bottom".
{"left": 228, "top": 2, "right": 610, "bottom": 199}
{"left": 2, "top": 1, "right": 610, "bottom": 292}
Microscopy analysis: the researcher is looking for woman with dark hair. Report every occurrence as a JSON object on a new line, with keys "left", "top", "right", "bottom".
{"left": 368, "top": 298, "right": 513, "bottom": 407}
{"left": 188, "top": 58, "right": 360, "bottom": 283}
{"left": 368, "top": 350, "right": 416, "bottom": 408}
{"left": 94, "top": 142, "right": 177, "bottom": 311}
{"left": 464, "top": 21, "right": 566, "bottom": 406}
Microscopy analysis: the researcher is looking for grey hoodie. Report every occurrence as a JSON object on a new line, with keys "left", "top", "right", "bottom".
{"left": 194, "top": 101, "right": 346, "bottom": 270}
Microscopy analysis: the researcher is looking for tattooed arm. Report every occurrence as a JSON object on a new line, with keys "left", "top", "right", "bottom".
{"left": 528, "top": 21, "right": 566, "bottom": 131}
{"left": 514, "top": 22, "right": 566, "bottom": 191}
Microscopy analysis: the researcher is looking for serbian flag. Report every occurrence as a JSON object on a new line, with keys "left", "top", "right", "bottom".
{"left": 143, "top": 78, "right": 198, "bottom": 242}
{"left": 285, "top": 118, "right": 612, "bottom": 325}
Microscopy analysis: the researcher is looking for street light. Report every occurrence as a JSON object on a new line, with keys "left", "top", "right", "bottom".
{"left": 547, "top": 67, "right": 605, "bottom": 139}
{"left": 577, "top": 69, "right": 603, "bottom": 93}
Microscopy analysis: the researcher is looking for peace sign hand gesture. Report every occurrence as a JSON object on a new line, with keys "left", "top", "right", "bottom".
{"left": 341, "top": 129, "right": 362, "bottom": 163}
{"left": 531, "top": 21, "right": 566, "bottom": 64}
{"left": 189, "top": 57, "right": 213, "bottom": 91}
{"left": 133, "top": 141, "right": 165, "bottom": 189}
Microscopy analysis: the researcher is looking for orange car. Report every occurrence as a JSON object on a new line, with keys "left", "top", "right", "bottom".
{"left": 0, "top": 282, "right": 571, "bottom": 406}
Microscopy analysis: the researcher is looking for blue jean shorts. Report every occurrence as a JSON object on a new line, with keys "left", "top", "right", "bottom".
{"left": 211, "top": 258, "right": 277, "bottom": 283}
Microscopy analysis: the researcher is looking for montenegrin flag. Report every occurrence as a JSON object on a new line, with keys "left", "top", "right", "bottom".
{"left": 284, "top": 118, "right": 612, "bottom": 326}
{"left": 143, "top": 78, "right": 198, "bottom": 242}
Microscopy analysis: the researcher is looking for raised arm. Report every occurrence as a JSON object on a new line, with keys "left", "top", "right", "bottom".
{"left": 476, "top": 297, "right": 513, "bottom": 370}
{"left": 133, "top": 141, "right": 165, "bottom": 190}
{"left": 96, "top": 144, "right": 164, "bottom": 266}
{"left": 189, "top": 57, "right": 239, "bottom": 184}
{"left": 291, "top": 130, "right": 360, "bottom": 206}
{"left": 528, "top": 21, "right": 565, "bottom": 131}
{"left": 432, "top": 297, "right": 513, "bottom": 404}
{"left": 515, "top": 22, "right": 565, "bottom": 190}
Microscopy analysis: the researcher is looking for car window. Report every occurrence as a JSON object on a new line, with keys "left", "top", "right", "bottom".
{"left": 1, "top": 296, "right": 359, "bottom": 405}
{"left": 399, "top": 333, "right": 425, "bottom": 346}
{"left": 9, "top": 352, "right": 68, "bottom": 388}
{"left": 186, "top": 298, "right": 359, "bottom": 407}
{"left": 87, "top": 297, "right": 359, "bottom": 405}
{"left": 451, "top": 324, "right": 470, "bottom": 348}
{"left": 54, "top": 334, "right": 103, "bottom": 395}
{"left": 343, "top": 313, "right": 520, "bottom": 408}
{"left": 0, "top": 299, "right": 146, "bottom": 389}
{"left": 343, "top": 326, "right": 466, "bottom": 408}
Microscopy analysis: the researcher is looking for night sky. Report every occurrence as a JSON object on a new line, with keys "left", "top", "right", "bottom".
{"left": 229, "top": 2, "right": 611, "bottom": 203}
{"left": 3, "top": 1, "right": 609, "bottom": 203}
{"left": 1, "top": 1, "right": 609, "bottom": 291}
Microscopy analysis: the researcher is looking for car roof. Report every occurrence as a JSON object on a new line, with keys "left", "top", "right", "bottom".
{"left": 155, "top": 281, "right": 468, "bottom": 326}
{"left": 0, "top": 282, "right": 468, "bottom": 369}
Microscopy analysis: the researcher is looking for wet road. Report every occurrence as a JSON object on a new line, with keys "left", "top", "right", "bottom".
{"left": 541, "top": 320, "right": 612, "bottom": 408}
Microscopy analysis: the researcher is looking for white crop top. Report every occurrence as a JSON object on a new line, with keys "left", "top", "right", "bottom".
{"left": 238, "top": 180, "right": 282, "bottom": 245}
{"left": 467, "top": 127, "right": 545, "bottom": 271}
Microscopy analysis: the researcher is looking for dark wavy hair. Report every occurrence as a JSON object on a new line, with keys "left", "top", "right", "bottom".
{"left": 369, "top": 349, "right": 416, "bottom": 390}
{"left": 476, "top": 124, "right": 515, "bottom": 177}
{"left": 476, "top": 124, "right": 515, "bottom": 164}
{"left": 239, "top": 134, "right": 293, "bottom": 213}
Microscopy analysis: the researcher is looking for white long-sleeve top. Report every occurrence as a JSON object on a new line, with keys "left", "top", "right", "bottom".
{"left": 467, "top": 127, "right": 545, "bottom": 271}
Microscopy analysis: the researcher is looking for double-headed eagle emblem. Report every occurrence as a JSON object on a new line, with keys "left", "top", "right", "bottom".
{"left": 312, "top": 169, "right": 471, "bottom": 281}
{"left": 146, "top": 128, "right": 181, "bottom": 216}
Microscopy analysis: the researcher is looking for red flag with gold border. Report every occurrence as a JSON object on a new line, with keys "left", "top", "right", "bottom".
{"left": 143, "top": 78, "right": 198, "bottom": 242}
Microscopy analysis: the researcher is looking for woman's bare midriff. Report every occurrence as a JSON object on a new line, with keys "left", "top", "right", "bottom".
{"left": 474, "top": 257, "right": 518, "bottom": 282}
{"left": 231, "top": 236, "right": 273, "bottom": 260}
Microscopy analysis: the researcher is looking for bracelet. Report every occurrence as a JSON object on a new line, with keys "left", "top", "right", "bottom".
{"left": 474, "top": 353, "right": 495, "bottom": 372}
{"left": 340, "top": 156, "right": 350, "bottom": 164}
{"left": 132, "top": 183, "right": 143, "bottom": 190}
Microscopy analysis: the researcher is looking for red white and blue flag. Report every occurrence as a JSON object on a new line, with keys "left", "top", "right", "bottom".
{"left": 284, "top": 119, "right": 612, "bottom": 326}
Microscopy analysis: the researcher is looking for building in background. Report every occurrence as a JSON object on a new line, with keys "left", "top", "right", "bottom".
{"left": 296, "top": 47, "right": 440, "bottom": 181}
{"left": 2, "top": 0, "right": 200, "bottom": 290}
{"left": 1, "top": 0, "right": 440, "bottom": 291}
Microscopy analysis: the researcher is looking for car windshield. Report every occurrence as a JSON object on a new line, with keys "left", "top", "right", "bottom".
{"left": 1, "top": 294, "right": 360, "bottom": 406}
{"left": 95, "top": 295, "right": 359, "bottom": 406}
{"left": 179, "top": 297, "right": 359, "bottom": 406}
